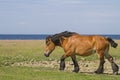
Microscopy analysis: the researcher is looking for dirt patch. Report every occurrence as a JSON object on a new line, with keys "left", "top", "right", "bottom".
{"left": 12, "top": 59, "right": 120, "bottom": 74}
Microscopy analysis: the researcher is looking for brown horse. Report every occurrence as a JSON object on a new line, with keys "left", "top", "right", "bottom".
{"left": 44, "top": 31, "right": 119, "bottom": 74}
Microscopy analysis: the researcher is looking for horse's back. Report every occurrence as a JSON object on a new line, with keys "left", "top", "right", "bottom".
{"left": 71, "top": 34, "right": 108, "bottom": 46}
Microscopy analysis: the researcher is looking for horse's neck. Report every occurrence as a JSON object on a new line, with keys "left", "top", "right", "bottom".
{"left": 59, "top": 37, "right": 68, "bottom": 48}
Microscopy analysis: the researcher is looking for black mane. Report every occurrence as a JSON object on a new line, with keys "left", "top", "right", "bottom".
{"left": 49, "top": 31, "right": 75, "bottom": 46}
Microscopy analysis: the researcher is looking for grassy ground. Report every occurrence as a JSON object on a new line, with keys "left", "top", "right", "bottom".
{"left": 0, "top": 66, "right": 120, "bottom": 80}
{"left": 0, "top": 40, "right": 120, "bottom": 80}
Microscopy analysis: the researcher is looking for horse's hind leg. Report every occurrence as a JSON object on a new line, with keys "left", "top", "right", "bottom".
{"left": 104, "top": 52, "right": 119, "bottom": 75}
{"left": 95, "top": 50, "right": 105, "bottom": 74}
{"left": 71, "top": 55, "right": 79, "bottom": 73}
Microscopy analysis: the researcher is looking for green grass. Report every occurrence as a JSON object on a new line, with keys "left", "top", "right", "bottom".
{"left": 0, "top": 66, "right": 120, "bottom": 80}
{"left": 0, "top": 40, "right": 120, "bottom": 80}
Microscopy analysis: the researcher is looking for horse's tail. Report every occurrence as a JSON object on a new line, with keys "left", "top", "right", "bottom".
{"left": 107, "top": 37, "right": 118, "bottom": 48}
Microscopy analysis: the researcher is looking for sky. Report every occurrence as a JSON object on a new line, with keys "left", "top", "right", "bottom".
{"left": 0, "top": 0, "right": 120, "bottom": 34}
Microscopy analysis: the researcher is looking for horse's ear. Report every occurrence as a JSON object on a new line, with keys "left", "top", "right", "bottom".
{"left": 46, "top": 36, "right": 52, "bottom": 41}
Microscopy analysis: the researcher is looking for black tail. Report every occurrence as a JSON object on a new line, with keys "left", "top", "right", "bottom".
{"left": 107, "top": 37, "right": 118, "bottom": 48}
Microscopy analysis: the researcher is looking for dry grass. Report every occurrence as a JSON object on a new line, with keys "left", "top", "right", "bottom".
{"left": 0, "top": 40, "right": 120, "bottom": 64}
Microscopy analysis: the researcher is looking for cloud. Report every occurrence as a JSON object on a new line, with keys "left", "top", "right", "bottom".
{"left": 0, "top": 0, "right": 120, "bottom": 34}
{"left": 48, "top": 0, "right": 87, "bottom": 5}
{"left": 62, "top": 0, "right": 87, "bottom": 4}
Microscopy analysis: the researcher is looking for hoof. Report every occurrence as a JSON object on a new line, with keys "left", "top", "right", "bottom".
{"left": 94, "top": 68, "right": 104, "bottom": 74}
{"left": 94, "top": 70, "right": 103, "bottom": 74}
{"left": 72, "top": 70, "right": 79, "bottom": 73}
{"left": 72, "top": 67, "right": 79, "bottom": 73}
{"left": 113, "top": 71, "right": 118, "bottom": 75}
{"left": 59, "top": 68, "right": 64, "bottom": 70}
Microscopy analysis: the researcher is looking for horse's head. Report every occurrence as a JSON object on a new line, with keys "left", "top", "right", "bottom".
{"left": 44, "top": 36, "right": 55, "bottom": 57}
{"left": 44, "top": 31, "right": 74, "bottom": 57}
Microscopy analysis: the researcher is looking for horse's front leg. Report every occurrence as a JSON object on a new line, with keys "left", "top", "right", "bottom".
{"left": 71, "top": 55, "right": 79, "bottom": 73}
{"left": 59, "top": 55, "right": 66, "bottom": 70}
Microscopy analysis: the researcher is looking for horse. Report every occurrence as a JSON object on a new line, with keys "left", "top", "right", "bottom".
{"left": 44, "top": 31, "right": 119, "bottom": 74}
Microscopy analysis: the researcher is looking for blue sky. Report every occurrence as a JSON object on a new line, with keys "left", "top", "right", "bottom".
{"left": 0, "top": 0, "right": 120, "bottom": 34}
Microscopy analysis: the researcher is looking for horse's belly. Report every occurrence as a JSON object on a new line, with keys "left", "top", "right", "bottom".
{"left": 76, "top": 49, "right": 96, "bottom": 56}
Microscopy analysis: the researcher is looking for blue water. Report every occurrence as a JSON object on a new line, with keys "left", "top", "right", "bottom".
{"left": 0, "top": 34, "right": 119, "bottom": 40}
{"left": 0, "top": 34, "right": 48, "bottom": 40}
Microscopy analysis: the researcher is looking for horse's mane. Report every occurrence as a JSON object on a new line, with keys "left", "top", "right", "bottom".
{"left": 52, "top": 31, "right": 75, "bottom": 38}
{"left": 47, "top": 31, "right": 75, "bottom": 46}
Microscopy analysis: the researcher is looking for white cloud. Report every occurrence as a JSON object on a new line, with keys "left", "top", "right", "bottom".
{"left": 48, "top": 0, "right": 87, "bottom": 5}
{"left": 62, "top": 0, "right": 87, "bottom": 4}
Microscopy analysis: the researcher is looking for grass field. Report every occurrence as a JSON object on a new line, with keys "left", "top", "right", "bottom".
{"left": 0, "top": 40, "right": 120, "bottom": 80}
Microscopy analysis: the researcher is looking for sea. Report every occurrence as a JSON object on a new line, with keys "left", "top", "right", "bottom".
{"left": 0, "top": 34, "right": 120, "bottom": 40}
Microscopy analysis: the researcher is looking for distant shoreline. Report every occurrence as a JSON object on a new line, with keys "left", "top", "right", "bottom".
{"left": 0, "top": 34, "right": 120, "bottom": 40}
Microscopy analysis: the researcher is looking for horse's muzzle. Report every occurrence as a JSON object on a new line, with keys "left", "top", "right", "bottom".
{"left": 44, "top": 52, "right": 50, "bottom": 57}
